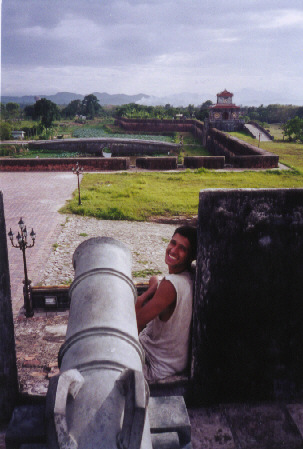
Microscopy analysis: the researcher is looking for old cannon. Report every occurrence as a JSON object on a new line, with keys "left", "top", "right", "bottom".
{"left": 46, "top": 237, "right": 152, "bottom": 449}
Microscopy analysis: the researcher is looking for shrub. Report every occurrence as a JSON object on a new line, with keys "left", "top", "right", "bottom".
{"left": 0, "top": 122, "right": 12, "bottom": 140}
{"left": 0, "top": 145, "right": 16, "bottom": 156}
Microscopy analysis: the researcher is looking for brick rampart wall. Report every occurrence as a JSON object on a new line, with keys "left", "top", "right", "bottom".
{"left": 184, "top": 156, "right": 225, "bottom": 169}
{"left": 0, "top": 157, "right": 130, "bottom": 172}
{"left": 115, "top": 118, "right": 196, "bottom": 133}
{"left": 136, "top": 157, "right": 177, "bottom": 170}
{"left": 207, "top": 128, "right": 279, "bottom": 168}
{"left": 115, "top": 118, "right": 279, "bottom": 169}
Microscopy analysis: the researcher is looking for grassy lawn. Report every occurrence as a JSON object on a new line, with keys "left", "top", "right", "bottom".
{"left": 12, "top": 150, "right": 85, "bottom": 158}
{"left": 57, "top": 122, "right": 303, "bottom": 222}
{"left": 178, "top": 132, "right": 210, "bottom": 157}
{"left": 61, "top": 168, "right": 303, "bottom": 221}
{"left": 229, "top": 126, "right": 303, "bottom": 170}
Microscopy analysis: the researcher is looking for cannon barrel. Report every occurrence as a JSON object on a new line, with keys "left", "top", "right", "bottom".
{"left": 47, "top": 237, "right": 152, "bottom": 449}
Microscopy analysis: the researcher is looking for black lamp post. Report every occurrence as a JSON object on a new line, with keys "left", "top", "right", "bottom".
{"left": 8, "top": 218, "right": 36, "bottom": 317}
{"left": 72, "top": 162, "right": 84, "bottom": 205}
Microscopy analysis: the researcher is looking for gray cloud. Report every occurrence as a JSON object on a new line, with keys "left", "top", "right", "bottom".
{"left": 2, "top": 0, "right": 303, "bottom": 103}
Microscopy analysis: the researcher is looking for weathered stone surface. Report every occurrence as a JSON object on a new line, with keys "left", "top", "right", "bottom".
{"left": 5, "top": 405, "right": 46, "bottom": 448}
{"left": 188, "top": 407, "right": 235, "bottom": 449}
{"left": 225, "top": 404, "right": 303, "bottom": 449}
{"left": 136, "top": 157, "right": 177, "bottom": 170}
{"left": 151, "top": 432, "right": 180, "bottom": 449}
{"left": 192, "top": 188, "right": 303, "bottom": 403}
{"left": 0, "top": 157, "right": 130, "bottom": 172}
{"left": 149, "top": 396, "right": 191, "bottom": 447}
{"left": 184, "top": 156, "right": 225, "bottom": 169}
{"left": 287, "top": 404, "right": 303, "bottom": 440}
{"left": 20, "top": 445, "right": 47, "bottom": 449}
{"left": 0, "top": 191, "right": 18, "bottom": 422}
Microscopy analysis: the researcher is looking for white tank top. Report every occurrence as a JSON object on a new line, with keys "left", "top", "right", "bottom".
{"left": 139, "top": 271, "right": 193, "bottom": 381}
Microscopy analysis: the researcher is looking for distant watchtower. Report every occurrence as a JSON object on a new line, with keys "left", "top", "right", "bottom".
{"left": 208, "top": 89, "right": 243, "bottom": 131}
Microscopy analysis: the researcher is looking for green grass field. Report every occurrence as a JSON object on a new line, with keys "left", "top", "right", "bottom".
{"left": 61, "top": 168, "right": 303, "bottom": 221}
{"left": 57, "top": 122, "right": 303, "bottom": 221}
{"left": 229, "top": 128, "right": 303, "bottom": 170}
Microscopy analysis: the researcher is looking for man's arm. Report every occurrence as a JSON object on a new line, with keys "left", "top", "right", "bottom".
{"left": 136, "top": 279, "right": 176, "bottom": 333}
{"left": 135, "top": 276, "right": 158, "bottom": 314}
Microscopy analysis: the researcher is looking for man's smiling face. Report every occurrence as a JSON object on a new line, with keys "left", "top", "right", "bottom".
{"left": 165, "top": 232, "right": 191, "bottom": 274}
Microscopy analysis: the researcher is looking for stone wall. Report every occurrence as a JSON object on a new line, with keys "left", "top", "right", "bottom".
{"left": 207, "top": 128, "right": 279, "bottom": 168}
{"left": 115, "top": 118, "right": 196, "bottom": 133}
{"left": 28, "top": 138, "right": 179, "bottom": 156}
{"left": 136, "top": 157, "right": 177, "bottom": 170}
{"left": 192, "top": 189, "right": 303, "bottom": 404}
{"left": 115, "top": 118, "right": 279, "bottom": 169}
{"left": 0, "top": 157, "right": 130, "bottom": 172}
{"left": 208, "top": 120, "right": 244, "bottom": 132}
{"left": 0, "top": 191, "right": 19, "bottom": 422}
{"left": 25, "top": 121, "right": 279, "bottom": 169}
{"left": 184, "top": 156, "right": 225, "bottom": 169}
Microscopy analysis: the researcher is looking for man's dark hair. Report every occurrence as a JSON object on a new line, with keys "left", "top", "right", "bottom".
{"left": 173, "top": 225, "right": 197, "bottom": 261}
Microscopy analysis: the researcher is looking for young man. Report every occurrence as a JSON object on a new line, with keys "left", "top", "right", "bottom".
{"left": 136, "top": 226, "right": 197, "bottom": 381}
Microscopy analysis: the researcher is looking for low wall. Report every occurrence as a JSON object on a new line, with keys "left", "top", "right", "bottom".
{"left": 115, "top": 118, "right": 279, "bottom": 169}
{"left": 28, "top": 138, "right": 179, "bottom": 156}
{"left": 232, "top": 155, "right": 278, "bottom": 168}
{"left": 115, "top": 117, "right": 207, "bottom": 147}
{"left": 192, "top": 188, "right": 303, "bottom": 404}
{"left": 136, "top": 157, "right": 177, "bottom": 170}
{"left": 0, "top": 157, "right": 130, "bottom": 172}
{"left": 115, "top": 118, "right": 196, "bottom": 133}
{"left": 207, "top": 128, "right": 279, "bottom": 168}
{"left": 184, "top": 156, "right": 225, "bottom": 169}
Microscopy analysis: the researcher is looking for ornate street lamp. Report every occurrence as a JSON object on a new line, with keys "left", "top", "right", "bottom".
{"left": 8, "top": 218, "right": 36, "bottom": 317}
{"left": 72, "top": 162, "right": 84, "bottom": 205}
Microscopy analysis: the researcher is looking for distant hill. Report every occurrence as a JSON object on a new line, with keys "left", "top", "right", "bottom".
{"left": 92, "top": 92, "right": 149, "bottom": 105}
{"left": 2, "top": 90, "right": 301, "bottom": 108}
{"left": 1, "top": 91, "right": 150, "bottom": 106}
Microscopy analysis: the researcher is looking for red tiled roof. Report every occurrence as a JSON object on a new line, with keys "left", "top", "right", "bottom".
{"left": 217, "top": 89, "right": 233, "bottom": 97}
{"left": 210, "top": 104, "right": 240, "bottom": 109}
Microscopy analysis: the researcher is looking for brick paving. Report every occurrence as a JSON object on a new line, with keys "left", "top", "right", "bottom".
{"left": 0, "top": 172, "right": 78, "bottom": 315}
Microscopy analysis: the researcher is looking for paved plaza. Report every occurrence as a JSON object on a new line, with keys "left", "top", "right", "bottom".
{"left": 0, "top": 172, "right": 77, "bottom": 315}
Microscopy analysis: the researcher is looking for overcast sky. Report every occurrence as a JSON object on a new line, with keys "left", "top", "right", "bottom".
{"left": 1, "top": 0, "right": 303, "bottom": 105}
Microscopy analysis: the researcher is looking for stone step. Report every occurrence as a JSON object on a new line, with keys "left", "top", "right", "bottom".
{"left": 151, "top": 432, "right": 193, "bottom": 449}
{"left": 149, "top": 396, "right": 191, "bottom": 448}
{"left": 151, "top": 432, "right": 180, "bottom": 449}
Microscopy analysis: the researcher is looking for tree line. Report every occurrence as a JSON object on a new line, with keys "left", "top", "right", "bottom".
{"left": 1, "top": 95, "right": 303, "bottom": 142}
{"left": 2, "top": 96, "right": 303, "bottom": 124}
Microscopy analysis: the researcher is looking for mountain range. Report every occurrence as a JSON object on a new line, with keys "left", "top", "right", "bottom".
{"left": 0, "top": 91, "right": 150, "bottom": 106}
{"left": 1, "top": 89, "right": 302, "bottom": 107}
